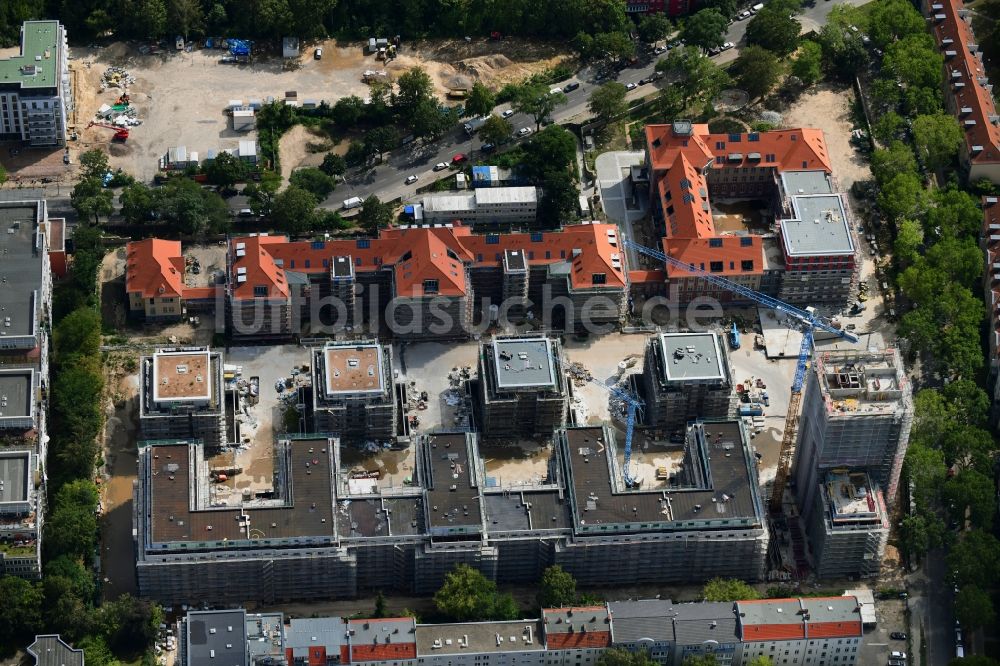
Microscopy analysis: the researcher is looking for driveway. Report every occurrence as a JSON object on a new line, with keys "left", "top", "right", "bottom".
{"left": 594, "top": 151, "right": 648, "bottom": 268}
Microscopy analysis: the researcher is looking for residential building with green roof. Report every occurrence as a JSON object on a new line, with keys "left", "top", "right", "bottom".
{"left": 0, "top": 21, "right": 71, "bottom": 146}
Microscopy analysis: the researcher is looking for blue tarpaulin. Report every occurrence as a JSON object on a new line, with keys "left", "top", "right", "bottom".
{"left": 229, "top": 39, "right": 250, "bottom": 56}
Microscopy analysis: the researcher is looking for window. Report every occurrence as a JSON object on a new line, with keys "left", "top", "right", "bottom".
{"left": 710, "top": 261, "right": 724, "bottom": 272}
{"left": 791, "top": 134, "right": 797, "bottom": 141}
{"left": 680, "top": 178, "right": 692, "bottom": 189}
{"left": 741, "top": 236, "right": 753, "bottom": 247}
{"left": 253, "top": 285, "right": 268, "bottom": 296}
{"left": 477, "top": 253, "right": 483, "bottom": 262}
{"left": 666, "top": 204, "right": 675, "bottom": 216}
{"left": 560, "top": 250, "right": 566, "bottom": 259}
{"left": 486, "top": 235, "right": 500, "bottom": 245}
{"left": 741, "top": 260, "right": 754, "bottom": 271}
{"left": 289, "top": 260, "right": 295, "bottom": 268}
{"left": 304, "top": 259, "right": 310, "bottom": 268}
{"left": 715, "top": 156, "right": 724, "bottom": 165}
{"left": 545, "top": 250, "right": 551, "bottom": 259}
{"left": 592, "top": 273, "right": 607, "bottom": 284}
{"left": 802, "top": 160, "right": 809, "bottom": 168}
{"left": 312, "top": 241, "right": 325, "bottom": 249}
{"left": 728, "top": 133, "right": 742, "bottom": 142}
{"left": 748, "top": 132, "right": 760, "bottom": 142}
{"left": 357, "top": 239, "right": 370, "bottom": 249}
{"left": 715, "top": 141, "right": 726, "bottom": 150}
{"left": 709, "top": 238, "right": 723, "bottom": 248}
{"left": 355, "top": 257, "right": 362, "bottom": 266}
{"left": 683, "top": 193, "right": 695, "bottom": 204}
{"left": 664, "top": 189, "right": 672, "bottom": 201}
{"left": 766, "top": 153, "right": 776, "bottom": 162}
{"left": 528, "top": 251, "right": 534, "bottom": 260}
{"left": 322, "top": 259, "right": 329, "bottom": 268}
{"left": 531, "top": 232, "right": 544, "bottom": 242}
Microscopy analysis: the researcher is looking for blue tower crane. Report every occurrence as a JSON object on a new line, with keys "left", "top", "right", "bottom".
{"left": 584, "top": 372, "right": 644, "bottom": 487}
{"left": 621, "top": 238, "right": 858, "bottom": 512}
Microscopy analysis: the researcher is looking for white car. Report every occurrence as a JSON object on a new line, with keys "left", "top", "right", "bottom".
{"left": 405, "top": 175, "right": 418, "bottom": 184}
{"left": 737, "top": 9, "right": 751, "bottom": 19}
{"left": 501, "top": 109, "right": 515, "bottom": 118}
{"left": 517, "top": 127, "right": 532, "bottom": 137}
{"left": 721, "top": 41, "right": 734, "bottom": 50}
{"left": 626, "top": 82, "right": 638, "bottom": 90}
{"left": 433, "top": 162, "right": 449, "bottom": 171}
{"left": 550, "top": 87, "right": 563, "bottom": 95}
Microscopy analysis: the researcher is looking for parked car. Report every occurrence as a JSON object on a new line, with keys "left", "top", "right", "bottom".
{"left": 501, "top": 109, "right": 515, "bottom": 118}
{"left": 550, "top": 87, "right": 563, "bottom": 95}
{"left": 890, "top": 632, "right": 907, "bottom": 641}
{"left": 434, "top": 162, "right": 449, "bottom": 171}
{"left": 405, "top": 175, "right": 418, "bottom": 184}
{"left": 626, "top": 82, "right": 638, "bottom": 90}
{"left": 314, "top": 47, "right": 323, "bottom": 59}
{"left": 563, "top": 82, "right": 580, "bottom": 92}
{"left": 516, "top": 127, "right": 532, "bottom": 137}
{"left": 721, "top": 41, "right": 734, "bottom": 50}
{"left": 737, "top": 9, "right": 751, "bottom": 18}
{"left": 451, "top": 153, "right": 468, "bottom": 164}
{"left": 638, "top": 77, "right": 651, "bottom": 85}
{"left": 481, "top": 143, "right": 496, "bottom": 153}
{"left": 890, "top": 651, "right": 907, "bottom": 660}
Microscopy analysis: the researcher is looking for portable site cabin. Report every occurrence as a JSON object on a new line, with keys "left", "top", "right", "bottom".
{"left": 282, "top": 37, "right": 300, "bottom": 59}
{"left": 232, "top": 107, "right": 255, "bottom": 131}
{"left": 238, "top": 140, "right": 258, "bottom": 165}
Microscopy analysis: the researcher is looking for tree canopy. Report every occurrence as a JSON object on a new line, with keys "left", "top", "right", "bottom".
{"left": 702, "top": 577, "right": 761, "bottom": 602}
{"left": 588, "top": 82, "right": 628, "bottom": 123}
{"left": 681, "top": 8, "right": 729, "bottom": 50}
{"left": 745, "top": 1, "right": 802, "bottom": 56}
{"left": 731, "top": 45, "right": 782, "bottom": 100}
{"left": 433, "top": 564, "right": 521, "bottom": 622}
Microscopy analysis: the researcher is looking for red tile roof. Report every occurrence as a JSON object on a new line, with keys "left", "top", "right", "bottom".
{"left": 664, "top": 235, "right": 764, "bottom": 278}
{"left": 544, "top": 631, "right": 611, "bottom": 649}
{"left": 929, "top": 0, "right": 1000, "bottom": 164}
{"left": 806, "top": 621, "right": 863, "bottom": 639}
{"left": 740, "top": 623, "right": 806, "bottom": 641}
{"left": 349, "top": 643, "right": 417, "bottom": 662}
{"left": 228, "top": 223, "right": 626, "bottom": 301}
{"left": 126, "top": 239, "right": 184, "bottom": 299}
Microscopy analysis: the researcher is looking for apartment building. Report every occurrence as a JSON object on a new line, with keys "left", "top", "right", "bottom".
{"left": 27, "top": 635, "right": 84, "bottom": 666}
{"left": 0, "top": 200, "right": 53, "bottom": 579}
{"left": 126, "top": 239, "right": 186, "bottom": 320}
{"left": 134, "top": 421, "right": 767, "bottom": 604}
{"left": 0, "top": 21, "right": 71, "bottom": 146}
{"left": 981, "top": 196, "right": 1000, "bottom": 427}
{"left": 311, "top": 340, "right": 397, "bottom": 442}
{"left": 175, "top": 595, "right": 863, "bottom": 666}
{"left": 640, "top": 331, "right": 736, "bottom": 434}
{"left": 791, "top": 348, "right": 911, "bottom": 579}
{"left": 642, "top": 122, "right": 857, "bottom": 305}
{"left": 138, "top": 347, "right": 227, "bottom": 446}
{"left": 421, "top": 187, "right": 538, "bottom": 224}
{"left": 220, "top": 223, "right": 627, "bottom": 340}
{"left": 922, "top": 0, "right": 1000, "bottom": 183}
{"left": 477, "top": 336, "right": 569, "bottom": 439}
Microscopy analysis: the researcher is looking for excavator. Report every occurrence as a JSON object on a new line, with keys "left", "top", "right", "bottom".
{"left": 87, "top": 121, "right": 129, "bottom": 142}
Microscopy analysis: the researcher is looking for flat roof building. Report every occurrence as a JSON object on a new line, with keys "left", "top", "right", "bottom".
{"left": 477, "top": 336, "right": 568, "bottom": 439}
{"left": 0, "top": 21, "right": 72, "bottom": 146}
{"left": 805, "top": 470, "right": 889, "bottom": 579}
{"left": 180, "top": 610, "right": 249, "bottom": 666}
{"left": 0, "top": 369, "right": 36, "bottom": 431}
{"left": 139, "top": 347, "right": 227, "bottom": 447}
{"left": 422, "top": 187, "right": 538, "bottom": 224}
{"left": 311, "top": 340, "right": 396, "bottom": 442}
{"left": 27, "top": 636, "right": 84, "bottom": 666}
{"left": 0, "top": 202, "right": 52, "bottom": 351}
{"left": 640, "top": 331, "right": 735, "bottom": 433}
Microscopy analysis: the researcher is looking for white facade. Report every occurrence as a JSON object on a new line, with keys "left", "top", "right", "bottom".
{"left": 0, "top": 22, "right": 71, "bottom": 146}
{"left": 422, "top": 187, "right": 538, "bottom": 224}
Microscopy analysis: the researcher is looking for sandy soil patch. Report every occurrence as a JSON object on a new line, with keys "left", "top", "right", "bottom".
{"left": 783, "top": 84, "right": 871, "bottom": 192}
{"left": 278, "top": 124, "right": 331, "bottom": 184}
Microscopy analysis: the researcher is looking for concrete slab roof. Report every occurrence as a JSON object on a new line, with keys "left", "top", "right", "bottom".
{"left": 0, "top": 451, "right": 29, "bottom": 503}
{"left": 285, "top": 617, "right": 345, "bottom": 658}
{"left": 0, "top": 203, "right": 44, "bottom": 340}
{"left": 27, "top": 635, "right": 84, "bottom": 666}
{"left": 186, "top": 610, "right": 248, "bottom": 666}
{"left": 0, "top": 22, "right": 61, "bottom": 90}
{"left": 658, "top": 332, "right": 726, "bottom": 382}
{"left": 424, "top": 433, "right": 483, "bottom": 534}
{"left": 781, "top": 194, "right": 855, "bottom": 257}
{"left": 491, "top": 338, "right": 556, "bottom": 389}
{"left": 152, "top": 350, "right": 212, "bottom": 402}
{"left": 321, "top": 343, "right": 385, "bottom": 396}
{"left": 781, "top": 170, "right": 834, "bottom": 196}
{"left": 414, "top": 620, "right": 544, "bottom": 655}
{"left": 0, "top": 369, "right": 32, "bottom": 421}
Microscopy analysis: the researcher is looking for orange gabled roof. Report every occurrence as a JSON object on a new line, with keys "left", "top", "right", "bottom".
{"left": 807, "top": 621, "right": 863, "bottom": 639}
{"left": 702, "top": 128, "right": 832, "bottom": 173}
{"left": 741, "top": 623, "right": 806, "bottom": 641}
{"left": 646, "top": 123, "right": 714, "bottom": 173}
{"left": 230, "top": 235, "right": 290, "bottom": 300}
{"left": 664, "top": 235, "right": 764, "bottom": 278}
{"left": 126, "top": 238, "right": 184, "bottom": 299}
{"left": 660, "top": 151, "right": 715, "bottom": 239}
{"left": 349, "top": 643, "right": 417, "bottom": 662}
{"left": 929, "top": 0, "right": 1000, "bottom": 164}
{"left": 392, "top": 229, "right": 468, "bottom": 297}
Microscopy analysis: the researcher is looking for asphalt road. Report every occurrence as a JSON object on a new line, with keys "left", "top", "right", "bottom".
{"left": 323, "top": 0, "right": 869, "bottom": 211}
{"left": 909, "top": 548, "right": 959, "bottom": 666}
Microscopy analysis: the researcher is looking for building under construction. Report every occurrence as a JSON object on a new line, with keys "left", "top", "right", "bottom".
{"left": 805, "top": 469, "right": 889, "bottom": 579}
{"left": 139, "top": 347, "right": 227, "bottom": 446}
{"left": 311, "top": 340, "right": 396, "bottom": 442}
{"left": 640, "top": 332, "right": 736, "bottom": 434}
{"left": 476, "top": 336, "right": 568, "bottom": 439}
{"left": 134, "top": 421, "right": 768, "bottom": 604}
{"left": 791, "top": 347, "right": 911, "bottom": 578}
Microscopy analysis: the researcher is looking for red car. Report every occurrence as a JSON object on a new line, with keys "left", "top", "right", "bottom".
{"left": 451, "top": 153, "right": 468, "bottom": 164}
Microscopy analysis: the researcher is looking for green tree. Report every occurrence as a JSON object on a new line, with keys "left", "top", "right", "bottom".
{"left": 270, "top": 186, "right": 318, "bottom": 234}
{"left": 79, "top": 148, "right": 110, "bottom": 180}
{"left": 703, "top": 577, "right": 761, "bottom": 602}
{"left": 513, "top": 82, "right": 567, "bottom": 131}
{"left": 868, "top": 0, "right": 926, "bottom": 48}
{"left": 119, "top": 182, "right": 157, "bottom": 224}
{"left": 791, "top": 40, "right": 823, "bottom": 85}
{"left": 897, "top": 513, "right": 944, "bottom": 560}
{"left": 884, "top": 33, "right": 944, "bottom": 90}
{"left": 394, "top": 66, "right": 435, "bottom": 115}
{"left": 746, "top": 658, "right": 774, "bottom": 666}
{"left": 948, "top": 656, "right": 1000, "bottom": 666}
{"left": 124, "top": 0, "right": 167, "bottom": 39}
{"left": 538, "top": 565, "right": 578, "bottom": 608}
{"left": 656, "top": 46, "right": 730, "bottom": 108}
{"left": 946, "top": 528, "right": 1000, "bottom": 587}
{"left": 289, "top": 167, "right": 337, "bottom": 199}
{"left": 900, "top": 283, "right": 984, "bottom": 379}
{"left": 893, "top": 219, "right": 923, "bottom": 268}
{"left": 955, "top": 585, "right": 996, "bottom": 631}
{"left": 55, "top": 307, "right": 102, "bottom": 360}
{"left": 98, "top": 594, "right": 162, "bottom": 656}
{"left": 746, "top": 4, "right": 802, "bottom": 56}
{"left": 411, "top": 99, "right": 453, "bottom": 142}
{"left": 434, "top": 564, "right": 506, "bottom": 622}
{"left": 479, "top": 114, "right": 513, "bottom": 147}
{"left": 588, "top": 82, "right": 628, "bottom": 123}
{"left": 365, "top": 126, "right": 401, "bottom": 161}
{"left": 244, "top": 171, "right": 281, "bottom": 217}
{"left": 357, "top": 195, "right": 394, "bottom": 234}
{"left": 332, "top": 95, "right": 366, "bottom": 128}
{"left": 731, "top": 46, "right": 782, "bottom": 100}
{"left": 205, "top": 151, "right": 249, "bottom": 189}
{"left": 321, "top": 153, "right": 347, "bottom": 177}
{"left": 659, "top": 86, "right": 686, "bottom": 119}
{"left": 0, "top": 162, "right": 7, "bottom": 186}
{"left": 928, "top": 186, "right": 984, "bottom": 239}
{"left": 45, "top": 480, "right": 100, "bottom": 561}
{"left": 877, "top": 172, "right": 926, "bottom": 221}
{"left": 943, "top": 469, "right": 997, "bottom": 530}
{"left": 0, "top": 576, "right": 42, "bottom": 646}
{"left": 912, "top": 112, "right": 963, "bottom": 171}
{"left": 167, "top": 0, "right": 204, "bottom": 38}
{"left": 522, "top": 125, "right": 578, "bottom": 179}
{"left": 374, "top": 590, "right": 388, "bottom": 618}
{"left": 71, "top": 178, "right": 114, "bottom": 224}
{"left": 156, "top": 177, "right": 231, "bottom": 235}
{"left": 682, "top": 655, "right": 719, "bottom": 666}
{"left": 596, "top": 648, "right": 657, "bottom": 666}
{"left": 593, "top": 31, "right": 637, "bottom": 62}
{"left": 872, "top": 111, "right": 905, "bottom": 146}
{"left": 465, "top": 82, "right": 497, "bottom": 118}
{"left": 78, "top": 636, "right": 120, "bottom": 666}
{"left": 638, "top": 13, "right": 672, "bottom": 43}
{"left": 816, "top": 18, "right": 868, "bottom": 79}
{"left": 681, "top": 8, "right": 729, "bottom": 50}
{"left": 870, "top": 141, "right": 917, "bottom": 185}
{"left": 491, "top": 593, "right": 521, "bottom": 621}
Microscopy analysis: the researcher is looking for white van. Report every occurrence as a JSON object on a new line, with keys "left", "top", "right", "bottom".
{"left": 751, "top": 2, "right": 764, "bottom": 12}
{"left": 343, "top": 196, "right": 363, "bottom": 210}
